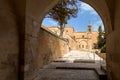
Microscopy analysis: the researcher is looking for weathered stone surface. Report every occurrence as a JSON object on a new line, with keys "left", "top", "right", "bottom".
{"left": 38, "top": 27, "right": 68, "bottom": 68}
{"left": 25, "top": 16, "right": 68, "bottom": 80}
{"left": 0, "top": 0, "right": 20, "bottom": 80}
{"left": 35, "top": 69, "right": 99, "bottom": 80}
{"left": 0, "top": 0, "right": 120, "bottom": 80}
{"left": 44, "top": 62, "right": 101, "bottom": 69}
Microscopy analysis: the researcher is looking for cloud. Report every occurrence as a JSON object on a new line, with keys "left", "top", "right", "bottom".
{"left": 48, "top": 20, "right": 58, "bottom": 26}
{"left": 92, "top": 20, "right": 104, "bottom": 31}
{"left": 80, "top": 2, "right": 98, "bottom": 15}
{"left": 42, "top": 18, "right": 59, "bottom": 27}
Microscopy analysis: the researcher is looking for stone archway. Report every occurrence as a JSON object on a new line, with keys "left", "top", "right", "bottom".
{"left": 25, "top": 1, "right": 61, "bottom": 80}
{"left": 26, "top": 0, "right": 120, "bottom": 79}
{"left": 79, "top": 40, "right": 88, "bottom": 50}
{"left": 1, "top": 0, "right": 120, "bottom": 80}
{"left": 81, "top": 0, "right": 113, "bottom": 35}
{"left": 25, "top": 0, "right": 113, "bottom": 80}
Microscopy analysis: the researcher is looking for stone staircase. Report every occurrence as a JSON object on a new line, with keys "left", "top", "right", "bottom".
{"left": 34, "top": 61, "right": 107, "bottom": 80}
{"left": 35, "top": 50, "right": 107, "bottom": 80}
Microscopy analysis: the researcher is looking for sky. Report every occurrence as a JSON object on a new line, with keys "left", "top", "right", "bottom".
{"left": 42, "top": 1, "right": 104, "bottom": 32}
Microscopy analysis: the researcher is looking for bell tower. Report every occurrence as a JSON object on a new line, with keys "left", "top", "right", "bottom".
{"left": 88, "top": 24, "right": 92, "bottom": 32}
{"left": 87, "top": 24, "right": 92, "bottom": 50}
{"left": 87, "top": 24, "right": 92, "bottom": 38}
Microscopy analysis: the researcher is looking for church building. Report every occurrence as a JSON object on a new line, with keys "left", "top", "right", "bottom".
{"left": 43, "top": 24, "right": 98, "bottom": 50}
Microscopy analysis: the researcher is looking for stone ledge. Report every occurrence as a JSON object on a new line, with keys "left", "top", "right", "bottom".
{"left": 41, "top": 27, "right": 67, "bottom": 42}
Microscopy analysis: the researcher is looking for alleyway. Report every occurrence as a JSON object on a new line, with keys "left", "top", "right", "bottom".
{"left": 35, "top": 50, "right": 107, "bottom": 80}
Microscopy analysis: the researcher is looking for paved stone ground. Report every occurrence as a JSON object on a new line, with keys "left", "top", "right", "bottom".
{"left": 35, "top": 50, "right": 106, "bottom": 80}
{"left": 43, "top": 62, "right": 100, "bottom": 69}
{"left": 35, "top": 69, "right": 99, "bottom": 80}
{"left": 58, "top": 50, "right": 105, "bottom": 63}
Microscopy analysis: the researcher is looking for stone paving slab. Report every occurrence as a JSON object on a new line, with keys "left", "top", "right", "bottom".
{"left": 34, "top": 69, "right": 99, "bottom": 80}
{"left": 35, "top": 50, "right": 107, "bottom": 80}
{"left": 44, "top": 62, "right": 106, "bottom": 73}
{"left": 74, "top": 59, "right": 95, "bottom": 63}
{"left": 53, "top": 60, "right": 67, "bottom": 62}
{"left": 101, "top": 65, "right": 107, "bottom": 73}
{"left": 61, "top": 50, "right": 104, "bottom": 62}
{"left": 43, "top": 62, "right": 101, "bottom": 69}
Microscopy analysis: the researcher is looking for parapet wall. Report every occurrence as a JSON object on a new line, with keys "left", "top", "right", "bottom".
{"left": 38, "top": 27, "right": 68, "bottom": 67}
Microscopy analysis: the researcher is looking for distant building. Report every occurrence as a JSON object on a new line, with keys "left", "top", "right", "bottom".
{"left": 43, "top": 24, "right": 98, "bottom": 50}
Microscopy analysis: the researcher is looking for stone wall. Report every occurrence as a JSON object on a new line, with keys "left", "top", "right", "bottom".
{"left": 106, "top": 0, "right": 120, "bottom": 80}
{"left": 0, "top": 4, "right": 19, "bottom": 80}
{"left": 25, "top": 16, "right": 40, "bottom": 80}
{"left": 1, "top": 0, "right": 120, "bottom": 80}
{"left": 38, "top": 27, "right": 68, "bottom": 68}
{"left": 25, "top": 16, "right": 68, "bottom": 80}
{"left": 0, "top": 0, "right": 25, "bottom": 80}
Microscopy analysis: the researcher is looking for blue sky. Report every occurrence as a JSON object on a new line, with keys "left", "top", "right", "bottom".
{"left": 42, "top": 1, "right": 104, "bottom": 32}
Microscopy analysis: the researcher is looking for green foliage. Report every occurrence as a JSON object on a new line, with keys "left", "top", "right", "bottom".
{"left": 98, "top": 36, "right": 105, "bottom": 48}
{"left": 98, "top": 25, "right": 102, "bottom": 35}
{"left": 97, "top": 26, "right": 106, "bottom": 53}
{"left": 97, "top": 26, "right": 106, "bottom": 49}
{"left": 101, "top": 45, "right": 106, "bottom": 53}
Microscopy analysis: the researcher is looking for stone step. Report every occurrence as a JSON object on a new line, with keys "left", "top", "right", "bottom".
{"left": 74, "top": 59, "right": 95, "bottom": 63}
{"left": 56, "top": 66, "right": 94, "bottom": 70}
{"left": 43, "top": 62, "right": 99, "bottom": 69}
{"left": 34, "top": 69, "right": 99, "bottom": 80}
{"left": 101, "top": 65, "right": 107, "bottom": 73}
{"left": 43, "top": 62, "right": 107, "bottom": 80}
{"left": 95, "top": 68, "right": 107, "bottom": 80}
{"left": 53, "top": 60, "right": 67, "bottom": 62}
{"left": 55, "top": 67, "right": 107, "bottom": 80}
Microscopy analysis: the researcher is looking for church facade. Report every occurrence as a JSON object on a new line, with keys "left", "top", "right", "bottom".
{"left": 44, "top": 24, "right": 98, "bottom": 50}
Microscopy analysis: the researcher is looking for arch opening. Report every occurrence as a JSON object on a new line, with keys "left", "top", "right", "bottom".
{"left": 24, "top": 1, "right": 112, "bottom": 79}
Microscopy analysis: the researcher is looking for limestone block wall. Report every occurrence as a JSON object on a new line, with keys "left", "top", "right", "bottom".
{"left": 38, "top": 27, "right": 68, "bottom": 67}
{"left": 106, "top": 0, "right": 120, "bottom": 80}
{"left": 0, "top": 6, "right": 19, "bottom": 80}
{"left": 0, "top": 0, "right": 25, "bottom": 80}
{"left": 25, "top": 16, "right": 41, "bottom": 80}
{"left": 68, "top": 37, "right": 78, "bottom": 50}
{"left": 25, "top": 16, "right": 68, "bottom": 80}
{"left": 1, "top": 0, "right": 120, "bottom": 80}
{"left": 25, "top": 1, "right": 61, "bottom": 79}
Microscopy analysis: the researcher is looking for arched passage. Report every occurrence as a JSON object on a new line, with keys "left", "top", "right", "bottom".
{"left": 81, "top": 0, "right": 113, "bottom": 34}
{"left": 1, "top": 0, "right": 120, "bottom": 80}
{"left": 25, "top": 0, "right": 120, "bottom": 80}
{"left": 25, "top": 0, "right": 112, "bottom": 79}
{"left": 0, "top": 0, "right": 120, "bottom": 80}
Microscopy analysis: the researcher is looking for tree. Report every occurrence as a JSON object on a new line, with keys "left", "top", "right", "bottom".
{"left": 97, "top": 26, "right": 106, "bottom": 49}
{"left": 101, "top": 44, "right": 106, "bottom": 53}
{"left": 46, "top": 0, "right": 80, "bottom": 37}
